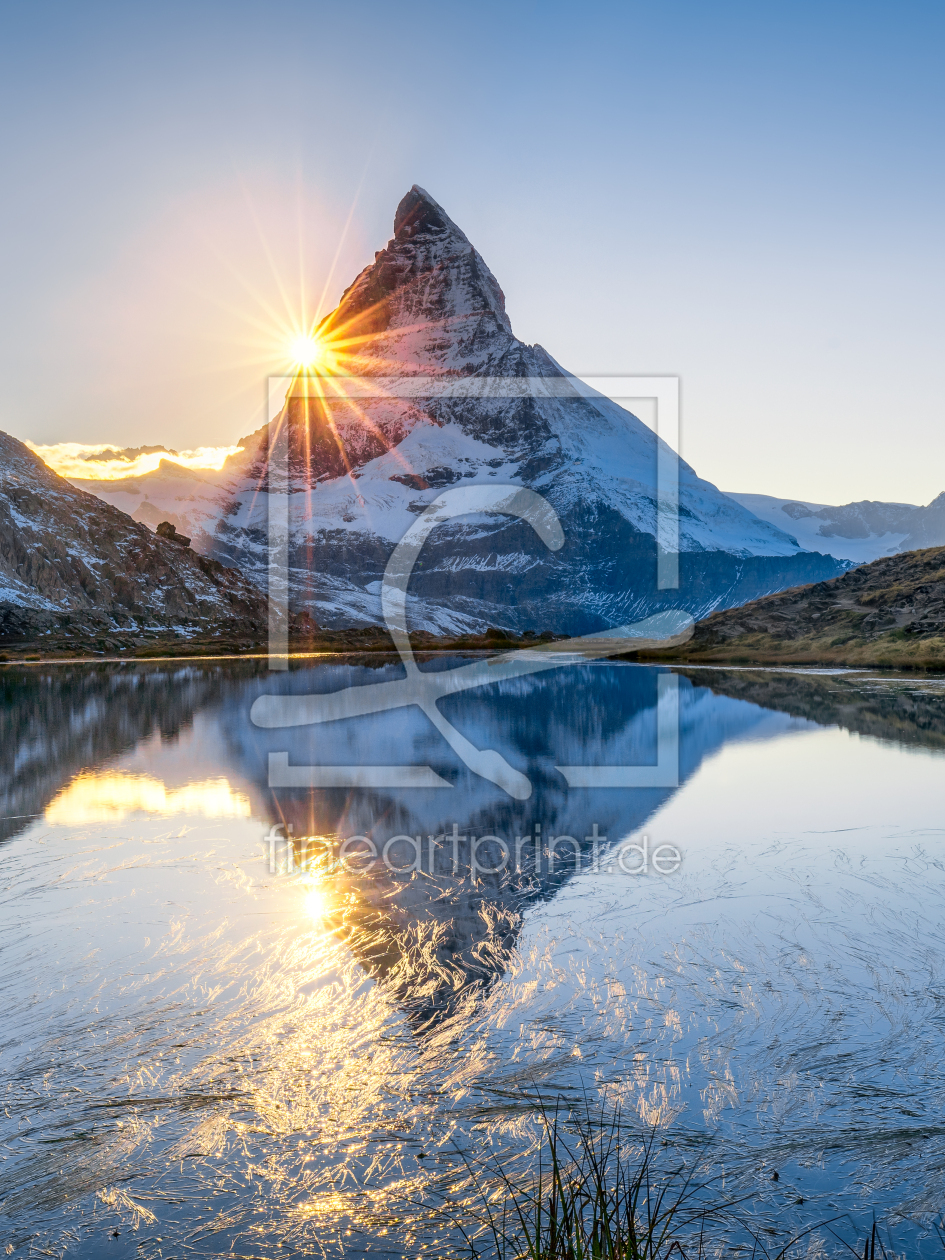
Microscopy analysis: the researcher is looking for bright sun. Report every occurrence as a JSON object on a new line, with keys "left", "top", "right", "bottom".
{"left": 289, "top": 333, "right": 328, "bottom": 370}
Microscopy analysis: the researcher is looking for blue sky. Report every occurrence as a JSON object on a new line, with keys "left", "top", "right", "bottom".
{"left": 1, "top": 0, "right": 943, "bottom": 503}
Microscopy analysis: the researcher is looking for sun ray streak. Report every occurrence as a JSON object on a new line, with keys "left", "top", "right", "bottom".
{"left": 313, "top": 150, "right": 375, "bottom": 327}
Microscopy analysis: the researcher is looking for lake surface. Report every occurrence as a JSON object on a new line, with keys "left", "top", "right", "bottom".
{"left": 3, "top": 655, "right": 945, "bottom": 1256}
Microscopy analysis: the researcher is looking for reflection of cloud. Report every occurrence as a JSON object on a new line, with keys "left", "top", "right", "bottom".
{"left": 46, "top": 771, "right": 252, "bottom": 823}
{"left": 27, "top": 441, "right": 241, "bottom": 482}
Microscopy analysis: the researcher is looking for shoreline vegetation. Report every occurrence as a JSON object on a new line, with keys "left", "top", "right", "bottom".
{"left": 3, "top": 625, "right": 945, "bottom": 671}
{"left": 2, "top": 625, "right": 945, "bottom": 669}
{"left": 634, "top": 634, "right": 945, "bottom": 671}
{"left": 0, "top": 626, "right": 565, "bottom": 665}
{"left": 437, "top": 1103, "right": 921, "bottom": 1259}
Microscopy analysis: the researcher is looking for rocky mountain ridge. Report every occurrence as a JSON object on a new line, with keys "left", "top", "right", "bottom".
{"left": 0, "top": 429, "right": 266, "bottom": 651}
{"left": 728, "top": 491, "right": 945, "bottom": 564}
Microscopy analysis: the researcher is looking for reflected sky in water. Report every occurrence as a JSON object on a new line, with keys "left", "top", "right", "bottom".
{"left": 2, "top": 659, "right": 945, "bottom": 1256}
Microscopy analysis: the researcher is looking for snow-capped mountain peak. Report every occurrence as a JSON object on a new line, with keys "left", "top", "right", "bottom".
{"left": 63, "top": 187, "right": 849, "bottom": 634}
{"left": 321, "top": 185, "right": 513, "bottom": 365}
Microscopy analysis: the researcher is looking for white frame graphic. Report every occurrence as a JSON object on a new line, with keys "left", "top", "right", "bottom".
{"left": 256, "top": 375, "right": 686, "bottom": 795}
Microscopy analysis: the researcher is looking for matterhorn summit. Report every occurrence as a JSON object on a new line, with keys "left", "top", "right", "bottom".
{"left": 324, "top": 184, "right": 515, "bottom": 369}
{"left": 123, "top": 187, "right": 852, "bottom": 634}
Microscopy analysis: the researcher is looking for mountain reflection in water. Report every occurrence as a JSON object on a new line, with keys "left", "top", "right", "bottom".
{"left": 2, "top": 657, "right": 945, "bottom": 1256}
{"left": 1, "top": 658, "right": 789, "bottom": 1030}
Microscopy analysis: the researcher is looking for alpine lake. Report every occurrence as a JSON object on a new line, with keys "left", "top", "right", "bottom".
{"left": 3, "top": 651, "right": 945, "bottom": 1257}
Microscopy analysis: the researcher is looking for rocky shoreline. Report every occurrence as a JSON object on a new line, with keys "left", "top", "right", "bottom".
{"left": 4, "top": 625, "right": 945, "bottom": 670}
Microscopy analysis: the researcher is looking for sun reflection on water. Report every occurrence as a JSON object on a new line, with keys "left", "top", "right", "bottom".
{"left": 45, "top": 771, "right": 253, "bottom": 823}
{"left": 8, "top": 669, "right": 945, "bottom": 1256}
{"left": 303, "top": 881, "right": 330, "bottom": 921}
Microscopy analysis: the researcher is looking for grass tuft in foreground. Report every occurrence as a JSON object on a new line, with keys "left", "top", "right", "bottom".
{"left": 446, "top": 1101, "right": 924, "bottom": 1259}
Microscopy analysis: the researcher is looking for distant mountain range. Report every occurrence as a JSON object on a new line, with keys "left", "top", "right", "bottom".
{"left": 55, "top": 185, "right": 848, "bottom": 636}
{"left": 78, "top": 458, "right": 945, "bottom": 579}
{"left": 727, "top": 491, "right": 945, "bottom": 564}
{"left": 75, "top": 457, "right": 241, "bottom": 551}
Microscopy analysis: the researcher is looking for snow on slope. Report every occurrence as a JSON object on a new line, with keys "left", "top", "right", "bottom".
{"left": 69, "top": 458, "right": 240, "bottom": 550}
{"left": 205, "top": 187, "right": 847, "bottom": 632}
{"left": 64, "top": 186, "right": 848, "bottom": 634}
{"left": 726, "top": 492, "right": 919, "bottom": 565}
{"left": 232, "top": 400, "right": 808, "bottom": 557}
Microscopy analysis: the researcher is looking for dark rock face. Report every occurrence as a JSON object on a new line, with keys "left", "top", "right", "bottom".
{"left": 812, "top": 499, "right": 914, "bottom": 540}
{"left": 0, "top": 430, "right": 266, "bottom": 645}
{"left": 324, "top": 183, "right": 513, "bottom": 348}
{"left": 156, "top": 520, "right": 192, "bottom": 547}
